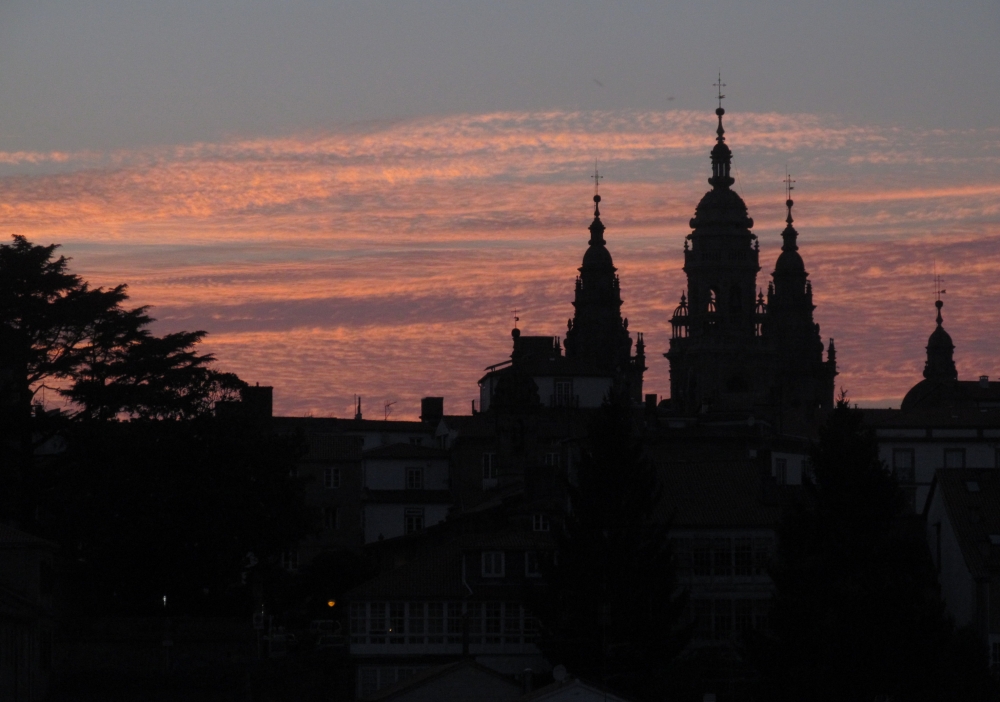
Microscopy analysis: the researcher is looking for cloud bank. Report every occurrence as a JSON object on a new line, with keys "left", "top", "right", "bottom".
{"left": 2, "top": 109, "right": 998, "bottom": 418}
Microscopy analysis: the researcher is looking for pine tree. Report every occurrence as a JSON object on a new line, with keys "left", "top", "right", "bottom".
{"left": 754, "top": 399, "right": 996, "bottom": 701}
{"left": 533, "top": 387, "right": 690, "bottom": 700}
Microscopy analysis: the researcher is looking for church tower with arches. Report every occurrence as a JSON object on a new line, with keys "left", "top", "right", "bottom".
{"left": 666, "top": 97, "right": 836, "bottom": 420}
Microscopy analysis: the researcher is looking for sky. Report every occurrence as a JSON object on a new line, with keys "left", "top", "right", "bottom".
{"left": 1, "top": 1, "right": 999, "bottom": 419}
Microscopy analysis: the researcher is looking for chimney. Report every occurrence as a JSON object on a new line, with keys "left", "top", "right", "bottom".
{"left": 421, "top": 397, "right": 444, "bottom": 425}
{"left": 980, "top": 375, "right": 989, "bottom": 388}
{"left": 240, "top": 384, "right": 273, "bottom": 420}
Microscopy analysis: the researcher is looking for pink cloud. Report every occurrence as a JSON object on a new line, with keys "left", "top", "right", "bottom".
{"left": 2, "top": 109, "right": 998, "bottom": 417}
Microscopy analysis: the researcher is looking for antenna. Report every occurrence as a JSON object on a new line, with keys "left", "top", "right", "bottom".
{"left": 714, "top": 72, "right": 726, "bottom": 109}
{"left": 383, "top": 400, "right": 397, "bottom": 421}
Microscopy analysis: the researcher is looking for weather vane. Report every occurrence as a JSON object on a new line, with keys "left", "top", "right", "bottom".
{"left": 513, "top": 308, "right": 520, "bottom": 329}
{"left": 714, "top": 72, "right": 726, "bottom": 109}
{"left": 592, "top": 164, "right": 603, "bottom": 196}
{"left": 783, "top": 171, "right": 795, "bottom": 200}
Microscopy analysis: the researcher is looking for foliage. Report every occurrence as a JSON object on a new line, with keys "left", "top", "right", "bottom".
{"left": 533, "top": 386, "right": 690, "bottom": 700}
{"left": 38, "top": 414, "right": 313, "bottom": 615}
{"left": 753, "top": 400, "right": 996, "bottom": 701}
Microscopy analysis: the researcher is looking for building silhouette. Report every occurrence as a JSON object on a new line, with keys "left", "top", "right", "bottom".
{"left": 666, "top": 104, "right": 836, "bottom": 424}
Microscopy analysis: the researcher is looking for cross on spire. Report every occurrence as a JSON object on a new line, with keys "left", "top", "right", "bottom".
{"left": 592, "top": 165, "right": 603, "bottom": 196}
{"left": 714, "top": 72, "right": 726, "bottom": 110}
{"left": 784, "top": 171, "right": 795, "bottom": 224}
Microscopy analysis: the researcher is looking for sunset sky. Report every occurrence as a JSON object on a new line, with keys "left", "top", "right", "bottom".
{"left": 1, "top": 1, "right": 999, "bottom": 419}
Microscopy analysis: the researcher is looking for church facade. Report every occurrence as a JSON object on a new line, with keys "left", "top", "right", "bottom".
{"left": 666, "top": 104, "right": 837, "bottom": 426}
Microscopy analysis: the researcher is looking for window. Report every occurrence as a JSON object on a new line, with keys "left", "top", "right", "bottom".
{"left": 532, "top": 513, "right": 550, "bottom": 532}
{"left": 389, "top": 602, "right": 405, "bottom": 643}
{"left": 407, "top": 602, "right": 425, "bottom": 644}
{"left": 409, "top": 437, "right": 423, "bottom": 446}
{"left": 554, "top": 380, "right": 573, "bottom": 407}
{"left": 404, "top": 508, "right": 425, "bottom": 535}
{"left": 406, "top": 467, "right": 424, "bottom": 490}
{"left": 482, "top": 551, "right": 505, "bottom": 577}
{"left": 525, "top": 551, "right": 541, "bottom": 577}
{"left": 426, "top": 603, "right": 444, "bottom": 643}
{"left": 323, "top": 506, "right": 338, "bottom": 530}
{"left": 712, "top": 538, "right": 732, "bottom": 577}
{"left": 484, "top": 602, "right": 502, "bottom": 643}
{"left": 734, "top": 599, "right": 753, "bottom": 632}
{"left": 281, "top": 549, "right": 298, "bottom": 572}
{"left": 734, "top": 538, "right": 753, "bottom": 577}
{"left": 945, "top": 448, "right": 966, "bottom": 469}
{"left": 324, "top": 467, "right": 341, "bottom": 489}
{"left": 893, "top": 449, "right": 915, "bottom": 483}
{"left": 692, "top": 539, "right": 712, "bottom": 577}
{"left": 447, "top": 602, "right": 463, "bottom": 644}
{"left": 504, "top": 602, "right": 522, "bottom": 644}
{"left": 482, "top": 453, "right": 498, "bottom": 489}
{"left": 774, "top": 458, "right": 788, "bottom": 485}
{"left": 543, "top": 452, "right": 560, "bottom": 467}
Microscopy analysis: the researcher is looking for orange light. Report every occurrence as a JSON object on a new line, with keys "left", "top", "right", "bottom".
{"left": 327, "top": 600, "right": 336, "bottom": 608}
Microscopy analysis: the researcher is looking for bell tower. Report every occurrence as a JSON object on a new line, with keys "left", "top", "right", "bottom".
{"left": 666, "top": 84, "right": 774, "bottom": 413}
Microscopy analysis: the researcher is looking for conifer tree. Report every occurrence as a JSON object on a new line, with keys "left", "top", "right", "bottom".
{"left": 533, "top": 386, "right": 690, "bottom": 700}
{"left": 755, "top": 399, "right": 996, "bottom": 701}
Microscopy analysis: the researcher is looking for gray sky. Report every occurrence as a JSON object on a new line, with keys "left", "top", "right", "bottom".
{"left": 1, "top": 0, "right": 997, "bottom": 152}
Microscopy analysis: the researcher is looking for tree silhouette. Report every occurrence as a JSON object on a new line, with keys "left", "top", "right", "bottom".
{"left": 533, "top": 386, "right": 690, "bottom": 700}
{"left": 754, "top": 399, "right": 996, "bottom": 701}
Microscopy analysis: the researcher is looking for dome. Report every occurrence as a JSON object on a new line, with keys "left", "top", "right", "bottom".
{"left": 582, "top": 243, "right": 613, "bottom": 268}
{"left": 689, "top": 187, "right": 754, "bottom": 232}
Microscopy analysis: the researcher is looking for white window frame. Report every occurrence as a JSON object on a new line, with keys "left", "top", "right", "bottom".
{"left": 774, "top": 458, "right": 787, "bottom": 485}
{"left": 404, "top": 508, "right": 425, "bottom": 535}
{"left": 405, "top": 467, "right": 424, "bottom": 490}
{"left": 532, "top": 513, "right": 550, "bottom": 532}
{"left": 482, "top": 551, "right": 505, "bottom": 577}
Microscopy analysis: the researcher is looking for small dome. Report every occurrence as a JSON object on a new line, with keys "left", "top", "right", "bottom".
{"left": 774, "top": 250, "right": 806, "bottom": 276}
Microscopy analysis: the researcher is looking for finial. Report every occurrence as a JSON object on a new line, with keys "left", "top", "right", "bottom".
{"left": 933, "top": 271, "right": 947, "bottom": 325}
{"left": 513, "top": 308, "right": 520, "bottom": 330}
{"left": 783, "top": 171, "right": 795, "bottom": 225}
{"left": 714, "top": 72, "right": 726, "bottom": 111}
{"left": 713, "top": 72, "right": 727, "bottom": 141}
{"left": 592, "top": 165, "right": 603, "bottom": 216}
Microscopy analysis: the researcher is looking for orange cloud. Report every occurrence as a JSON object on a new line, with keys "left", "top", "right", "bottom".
{"left": 3, "top": 109, "right": 998, "bottom": 417}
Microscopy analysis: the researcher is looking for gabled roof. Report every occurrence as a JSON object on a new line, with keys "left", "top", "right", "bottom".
{"left": 934, "top": 468, "right": 1000, "bottom": 579}
{"left": 655, "top": 460, "right": 785, "bottom": 529}
{"left": 865, "top": 406, "right": 1000, "bottom": 429}
{"left": 345, "top": 529, "right": 552, "bottom": 601}
{"left": 363, "top": 444, "right": 449, "bottom": 460}
{"left": 0, "top": 524, "right": 56, "bottom": 550}
{"left": 368, "top": 660, "right": 522, "bottom": 701}
{"left": 522, "top": 677, "right": 636, "bottom": 702}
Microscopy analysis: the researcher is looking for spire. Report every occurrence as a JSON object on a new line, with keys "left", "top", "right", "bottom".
{"left": 780, "top": 172, "right": 799, "bottom": 254}
{"left": 709, "top": 73, "right": 734, "bottom": 189}
{"left": 923, "top": 298, "right": 957, "bottom": 382}
{"left": 589, "top": 166, "right": 605, "bottom": 245}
